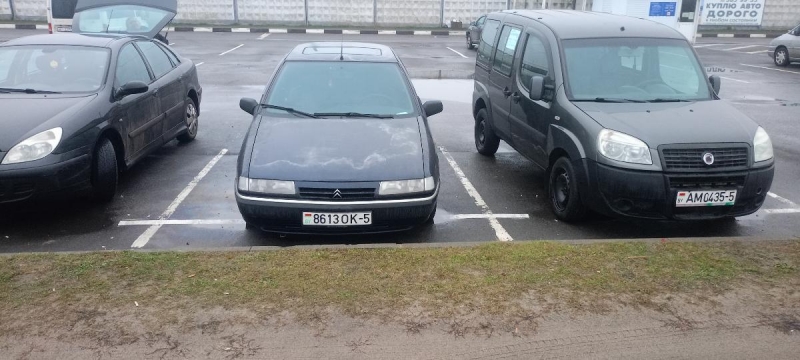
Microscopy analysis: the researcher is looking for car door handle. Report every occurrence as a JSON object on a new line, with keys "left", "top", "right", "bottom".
{"left": 503, "top": 88, "right": 512, "bottom": 97}
{"left": 512, "top": 92, "right": 521, "bottom": 103}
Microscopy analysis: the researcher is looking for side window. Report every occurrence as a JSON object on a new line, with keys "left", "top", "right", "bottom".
{"left": 116, "top": 44, "right": 151, "bottom": 86}
{"left": 519, "top": 34, "right": 551, "bottom": 91}
{"left": 158, "top": 43, "right": 180, "bottom": 66}
{"left": 658, "top": 46, "right": 699, "bottom": 95}
{"left": 476, "top": 16, "right": 486, "bottom": 27}
{"left": 477, "top": 19, "right": 501, "bottom": 66}
{"left": 492, "top": 26, "right": 521, "bottom": 77}
{"left": 136, "top": 41, "right": 173, "bottom": 79}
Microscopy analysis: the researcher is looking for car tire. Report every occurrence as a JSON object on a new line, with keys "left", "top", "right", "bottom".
{"left": 467, "top": 34, "right": 475, "bottom": 50}
{"left": 548, "top": 157, "right": 587, "bottom": 222}
{"left": 91, "top": 138, "right": 118, "bottom": 203}
{"left": 475, "top": 108, "right": 501, "bottom": 156}
{"left": 774, "top": 47, "right": 790, "bottom": 67}
{"left": 177, "top": 97, "right": 199, "bottom": 143}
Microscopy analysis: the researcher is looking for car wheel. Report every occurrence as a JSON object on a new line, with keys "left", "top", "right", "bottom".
{"left": 774, "top": 47, "right": 790, "bottom": 67}
{"left": 177, "top": 98, "right": 199, "bottom": 143}
{"left": 467, "top": 34, "right": 474, "bottom": 50}
{"left": 425, "top": 205, "right": 437, "bottom": 225}
{"left": 548, "top": 157, "right": 587, "bottom": 222}
{"left": 91, "top": 138, "right": 118, "bottom": 203}
{"left": 475, "top": 108, "right": 500, "bottom": 156}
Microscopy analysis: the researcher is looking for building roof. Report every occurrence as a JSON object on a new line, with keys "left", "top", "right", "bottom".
{"left": 285, "top": 42, "right": 399, "bottom": 62}
{"left": 499, "top": 10, "right": 685, "bottom": 40}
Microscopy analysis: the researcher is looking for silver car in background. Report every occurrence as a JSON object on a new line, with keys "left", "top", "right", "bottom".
{"left": 769, "top": 23, "right": 800, "bottom": 67}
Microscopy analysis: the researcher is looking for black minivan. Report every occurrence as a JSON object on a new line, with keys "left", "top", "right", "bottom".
{"left": 472, "top": 10, "right": 775, "bottom": 221}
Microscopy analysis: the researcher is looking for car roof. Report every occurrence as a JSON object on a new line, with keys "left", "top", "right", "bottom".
{"left": 285, "top": 42, "right": 399, "bottom": 63}
{"left": 0, "top": 33, "right": 135, "bottom": 48}
{"left": 497, "top": 10, "right": 685, "bottom": 40}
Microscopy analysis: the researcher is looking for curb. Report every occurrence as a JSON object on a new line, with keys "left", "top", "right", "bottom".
{"left": 169, "top": 27, "right": 464, "bottom": 36}
{"left": 698, "top": 33, "right": 782, "bottom": 38}
{"left": 0, "top": 24, "right": 48, "bottom": 30}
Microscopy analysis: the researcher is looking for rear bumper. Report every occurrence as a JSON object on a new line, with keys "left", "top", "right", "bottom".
{"left": 236, "top": 187, "right": 438, "bottom": 234}
{"left": 0, "top": 155, "right": 92, "bottom": 205}
{"left": 580, "top": 159, "right": 774, "bottom": 220}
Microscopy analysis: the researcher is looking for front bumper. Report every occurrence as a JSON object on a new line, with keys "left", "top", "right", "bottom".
{"left": 236, "top": 187, "right": 438, "bottom": 234}
{"left": 581, "top": 159, "right": 774, "bottom": 220}
{"left": 0, "top": 154, "right": 92, "bottom": 205}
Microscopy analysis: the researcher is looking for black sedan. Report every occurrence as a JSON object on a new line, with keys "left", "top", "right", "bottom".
{"left": 236, "top": 42, "right": 442, "bottom": 234}
{"left": 0, "top": 0, "right": 201, "bottom": 204}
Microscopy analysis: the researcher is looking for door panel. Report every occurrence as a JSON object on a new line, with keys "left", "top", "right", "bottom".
{"left": 487, "top": 25, "right": 522, "bottom": 139}
{"left": 115, "top": 43, "right": 162, "bottom": 158}
{"left": 508, "top": 31, "right": 555, "bottom": 168}
{"left": 136, "top": 40, "right": 185, "bottom": 137}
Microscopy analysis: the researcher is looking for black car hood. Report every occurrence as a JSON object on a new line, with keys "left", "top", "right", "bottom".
{"left": 0, "top": 95, "right": 95, "bottom": 152}
{"left": 575, "top": 100, "right": 757, "bottom": 146}
{"left": 247, "top": 117, "right": 425, "bottom": 182}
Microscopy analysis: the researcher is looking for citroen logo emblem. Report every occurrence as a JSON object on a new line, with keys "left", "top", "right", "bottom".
{"left": 702, "top": 152, "right": 715, "bottom": 166}
{"left": 332, "top": 189, "right": 343, "bottom": 199}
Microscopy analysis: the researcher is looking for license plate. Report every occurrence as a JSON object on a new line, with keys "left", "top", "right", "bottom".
{"left": 56, "top": 26, "right": 72, "bottom": 32}
{"left": 303, "top": 212, "right": 372, "bottom": 226}
{"left": 676, "top": 190, "right": 737, "bottom": 207}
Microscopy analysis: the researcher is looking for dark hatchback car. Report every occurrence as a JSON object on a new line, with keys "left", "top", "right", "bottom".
{"left": 466, "top": 14, "right": 487, "bottom": 49}
{"left": 472, "top": 10, "right": 774, "bottom": 221}
{"left": 236, "top": 42, "right": 442, "bottom": 234}
{"left": 0, "top": 0, "right": 201, "bottom": 204}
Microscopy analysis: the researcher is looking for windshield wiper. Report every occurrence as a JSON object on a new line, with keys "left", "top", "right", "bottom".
{"left": 0, "top": 88, "right": 61, "bottom": 94}
{"left": 261, "top": 104, "right": 319, "bottom": 118}
{"left": 646, "top": 98, "right": 692, "bottom": 103}
{"left": 313, "top": 112, "right": 395, "bottom": 119}
{"left": 574, "top": 97, "right": 646, "bottom": 103}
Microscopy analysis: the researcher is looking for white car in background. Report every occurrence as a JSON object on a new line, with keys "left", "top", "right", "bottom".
{"left": 769, "top": 23, "right": 800, "bottom": 67}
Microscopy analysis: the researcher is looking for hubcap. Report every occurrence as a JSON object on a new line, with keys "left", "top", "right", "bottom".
{"left": 477, "top": 120, "right": 486, "bottom": 145}
{"left": 552, "top": 168, "right": 570, "bottom": 212}
{"left": 186, "top": 103, "right": 198, "bottom": 136}
{"left": 777, "top": 50, "right": 787, "bottom": 64}
{"left": 467, "top": 35, "right": 471, "bottom": 46}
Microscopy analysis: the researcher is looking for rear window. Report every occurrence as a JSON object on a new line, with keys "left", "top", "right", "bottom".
{"left": 266, "top": 61, "right": 415, "bottom": 117}
{"left": 52, "top": 0, "right": 78, "bottom": 19}
{"left": 75, "top": 5, "right": 171, "bottom": 34}
{"left": 302, "top": 47, "right": 382, "bottom": 56}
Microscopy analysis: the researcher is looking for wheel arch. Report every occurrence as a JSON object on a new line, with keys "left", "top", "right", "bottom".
{"left": 187, "top": 88, "right": 200, "bottom": 115}
{"left": 96, "top": 128, "right": 125, "bottom": 171}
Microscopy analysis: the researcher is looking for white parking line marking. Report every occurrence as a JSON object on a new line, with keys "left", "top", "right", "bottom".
{"left": 746, "top": 49, "right": 771, "bottom": 54}
{"left": 451, "top": 214, "right": 529, "bottom": 220}
{"left": 168, "top": 42, "right": 175, "bottom": 46}
{"left": 693, "top": 44, "right": 723, "bottom": 48}
{"left": 740, "top": 63, "right": 800, "bottom": 75}
{"left": 257, "top": 33, "right": 271, "bottom": 40}
{"left": 196, "top": 62, "right": 205, "bottom": 67}
{"left": 720, "top": 76, "right": 750, "bottom": 83}
{"left": 446, "top": 47, "right": 469, "bottom": 59}
{"left": 219, "top": 44, "right": 244, "bottom": 56}
{"left": 767, "top": 192, "right": 799, "bottom": 207}
{"left": 764, "top": 209, "right": 800, "bottom": 214}
{"left": 439, "top": 147, "right": 513, "bottom": 242}
{"left": 723, "top": 45, "right": 762, "bottom": 51}
{"left": 122, "top": 219, "right": 245, "bottom": 226}
{"left": 130, "top": 149, "right": 228, "bottom": 248}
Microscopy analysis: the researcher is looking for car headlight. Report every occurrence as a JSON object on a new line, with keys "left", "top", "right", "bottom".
{"left": 754, "top": 127, "right": 774, "bottom": 163}
{"left": 238, "top": 177, "right": 295, "bottom": 195}
{"left": 1, "top": 128, "right": 63, "bottom": 165}
{"left": 597, "top": 129, "right": 653, "bottom": 165}
{"left": 379, "top": 177, "right": 435, "bottom": 196}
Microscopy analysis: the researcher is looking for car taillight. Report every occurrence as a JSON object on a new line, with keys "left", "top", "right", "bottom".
{"left": 48, "top": 23, "right": 53, "bottom": 34}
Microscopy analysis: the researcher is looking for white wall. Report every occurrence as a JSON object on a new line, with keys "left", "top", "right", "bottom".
{"left": 175, "top": 0, "right": 234, "bottom": 23}
{"left": 1, "top": 0, "right": 12, "bottom": 20}
{"left": 237, "top": 0, "right": 305, "bottom": 25}
{"left": 308, "top": 0, "right": 373, "bottom": 26}
{"left": 444, "top": 0, "right": 506, "bottom": 23}
{"left": 761, "top": 0, "right": 800, "bottom": 30}
{"left": 377, "top": 0, "right": 440, "bottom": 27}
{"left": 10, "top": 0, "right": 46, "bottom": 20}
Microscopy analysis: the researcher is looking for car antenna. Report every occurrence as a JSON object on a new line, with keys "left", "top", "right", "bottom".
{"left": 339, "top": 33, "right": 344, "bottom": 61}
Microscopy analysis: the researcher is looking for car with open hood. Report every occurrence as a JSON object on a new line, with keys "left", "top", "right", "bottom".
{"left": 0, "top": 0, "right": 201, "bottom": 204}
{"left": 236, "top": 42, "right": 442, "bottom": 234}
{"left": 769, "top": 23, "right": 800, "bottom": 67}
{"left": 472, "top": 10, "right": 774, "bottom": 221}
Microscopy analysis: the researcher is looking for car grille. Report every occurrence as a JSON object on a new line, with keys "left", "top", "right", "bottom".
{"left": 297, "top": 187, "right": 376, "bottom": 201}
{"left": 662, "top": 147, "right": 749, "bottom": 171}
{"left": 667, "top": 175, "right": 746, "bottom": 189}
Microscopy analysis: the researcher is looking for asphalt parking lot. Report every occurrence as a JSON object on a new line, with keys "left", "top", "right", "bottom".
{"left": 2, "top": 30, "right": 800, "bottom": 252}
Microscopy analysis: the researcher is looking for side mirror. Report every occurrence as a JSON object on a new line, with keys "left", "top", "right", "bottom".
{"left": 422, "top": 100, "right": 443, "bottom": 117}
{"left": 240, "top": 98, "right": 259, "bottom": 115}
{"left": 527, "top": 76, "right": 545, "bottom": 101}
{"left": 709, "top": 75, "right": 721, "bottom": 95}
{"left": 115, "top": 81, "right": 148, "bottom": 99}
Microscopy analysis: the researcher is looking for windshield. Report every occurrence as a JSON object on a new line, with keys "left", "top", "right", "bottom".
{"left": 563, "top": 38, "right": 711, "bottom": 102}
{"left": 75, "top": 5, "right": 170, "bottom": 34}
{"left": 265, "top": 61, "right": 416, "bottom": 117}
{"left": 0, "top": 45, "right": 110, "bottom": 93}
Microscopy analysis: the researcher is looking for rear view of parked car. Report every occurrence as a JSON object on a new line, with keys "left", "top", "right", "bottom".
{"left": 236, "top": 42, "right": 442, "bottom": 234}
{"left": 769, "top": 23, "right": 800, "bottom": 66}
{"left": 472, "top": 10, "right": 774, "bottom": 222}
{"left": 466, "top": 15, "right": 486, "bottom": 49}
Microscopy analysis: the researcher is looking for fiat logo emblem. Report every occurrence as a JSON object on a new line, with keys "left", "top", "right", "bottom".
{"left": 702, "top": 152, "right": 715, "bottom": 166}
